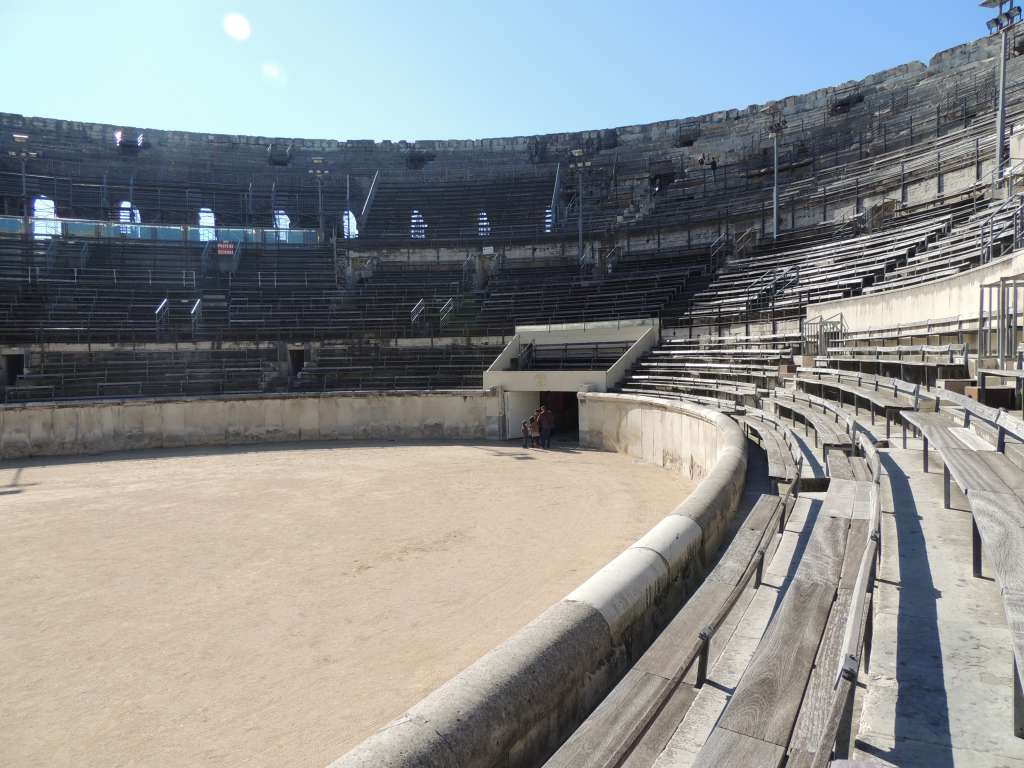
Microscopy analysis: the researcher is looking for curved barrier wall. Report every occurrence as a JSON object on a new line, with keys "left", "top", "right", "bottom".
{"left": 807, "top": 249, "right": 1024, "bottom": 334}
{"left": 331, "top": 392, "right": 746, "bottom": 768}
{"left": 0, "top": 390, "right": 498, "bottom": 459}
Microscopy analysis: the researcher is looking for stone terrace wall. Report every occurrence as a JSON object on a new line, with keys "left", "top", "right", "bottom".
{"left": 0, "top": 390, "right": 499, "bottom": 459}
{"left": 0, "top": 35, "right": 998, "bottom": 161}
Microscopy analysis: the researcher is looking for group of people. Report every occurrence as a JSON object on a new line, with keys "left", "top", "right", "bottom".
{"left": 522, "top": 405, "right": 556, "bottom": 449}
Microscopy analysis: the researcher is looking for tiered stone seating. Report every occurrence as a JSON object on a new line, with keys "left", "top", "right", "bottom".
{"left": 360, "top": 172, "right": 555, "bottom": 241}
{"left": 448, "top": 253, "right": 706, "bottom": 337}
{"left": 293, "top": 342, "right": 502, "bottom": 391}
{"left": 815, "top": 343, "right": 969, "bottom": 386}
{"left": 6, "top": 346, "right": 278, "bottom": 401}
{"left": 678, "top": 206, "right": 962, "bottom": 330}
{"left": 619, "top": 333, "right": 799, "bottom": 405}
{"left": 524, "top": 341, "right": 631, "bottom": 371}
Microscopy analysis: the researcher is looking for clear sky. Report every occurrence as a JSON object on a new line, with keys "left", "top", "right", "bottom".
{"left": 0, "top": 1, "right": 1003, "bottom": 141}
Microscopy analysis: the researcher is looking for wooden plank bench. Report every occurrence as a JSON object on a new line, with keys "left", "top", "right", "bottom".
{"left": 824, "top": 449, "right": 874, "bottom": 482}
{"left": 910, "top": 404, "right": 1024, "bottom": 738}
{"left": 740, "top": 415, "right": 799, "bottom": 487}
{"left": 966, "top": 490, "right": 1024, "bottom": 740}
{"left": 794, "top": 372, "right": 917, "bottom": 439}
{"left": 767, "top": 395, "right": 853, "bottom": 450}
{"left": 543, "top": 494, "right": 791, "bottom": 767}
{"left": 692, "top": 480, "right": 858, "bottom": 766}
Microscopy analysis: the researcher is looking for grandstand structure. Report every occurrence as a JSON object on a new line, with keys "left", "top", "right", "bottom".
{"left": 3, "top": 29, "right": 1024, "bottom": 768}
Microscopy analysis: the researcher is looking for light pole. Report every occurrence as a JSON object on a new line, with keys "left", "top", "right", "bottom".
{"left": 569, "top": 153, "right": 591, "bottom": 264}
{"left": 764, "top": 105, "right": 787, "bottom": 241}
{"left": 982, "top": 0, "right": 1021, "bottom": 180}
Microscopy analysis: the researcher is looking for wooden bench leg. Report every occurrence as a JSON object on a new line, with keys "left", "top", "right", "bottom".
{"left": 973, "top": 516, "right": 983, "bottom": 578}
{"left": 944, "top": 466, "right": 951, "bottom": 509}
{"left": 864, "top": 593, "right": 874, "bottom": 675}
{"left": 834, "top": 676, "right": 858, "bottom": 759}
{"left": 1015, "top": 656, "right": 1023, "bottom": 739}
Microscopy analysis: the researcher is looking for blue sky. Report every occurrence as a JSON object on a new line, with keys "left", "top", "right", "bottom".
{"left": 0, "top": 1, "right": 1002, "bottom": 141}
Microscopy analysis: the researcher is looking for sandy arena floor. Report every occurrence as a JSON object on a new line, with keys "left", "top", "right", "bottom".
{"left": 0, "top": 441, "right": 694, "bottom": 768}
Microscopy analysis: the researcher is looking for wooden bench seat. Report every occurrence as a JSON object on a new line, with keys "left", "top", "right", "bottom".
{"left": 794, "top": 373, "right": 917, "bottom": 439}
{"left": 740, "top": 415, "right": 799, "bottom": 487}
{"left": 693, "top": 479, "right": 861, "bottom": 766}
{"left": 543, "top": 495, "right": 790, "bottom": 768}
{"left": 767, "top": 396, "right": 852, "bottom": 450}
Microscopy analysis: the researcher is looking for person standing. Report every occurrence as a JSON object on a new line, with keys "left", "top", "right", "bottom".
{"left": 529, "top": 414, "right": 541, "bottom": 448}
{"left": 539, "top": 405, "right": 555, "bottom": 449}
{"left": 521, "top": 419, "right": 531, "bottom": 449}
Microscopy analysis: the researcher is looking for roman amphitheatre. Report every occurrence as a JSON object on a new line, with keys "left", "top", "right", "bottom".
{"left": 2, "top": 12, "right": 1024, "bottom": 768}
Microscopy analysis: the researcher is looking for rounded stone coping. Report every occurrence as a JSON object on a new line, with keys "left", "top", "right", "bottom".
{"left": 0, "top": 387, "right": 493, "bottom": 412}
{"left": 329, "top": 393, "right": 746, "bottom": 768}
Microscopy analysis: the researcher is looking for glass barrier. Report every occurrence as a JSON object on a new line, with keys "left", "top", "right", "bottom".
{"left": 0, "top": 216, "right": 320, "bottom": 245}
{"left": 0, "top": 216, "right": 24, "bottom": 234}
{"left": 215, "top": 227, "right": 256, "bottom": 243}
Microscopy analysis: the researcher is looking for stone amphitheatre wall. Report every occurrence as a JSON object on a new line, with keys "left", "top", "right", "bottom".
{"left": 330, "top": 392, "right": 746, "bottom": 768}
{"left": 0, "top": 36, "right": 997, "bottom": 163}
{"left": 0, "top": 390, "right": 499, "bottom": 459}
{"left": 808, "top": 248, "right": 1024, "bottom": 333}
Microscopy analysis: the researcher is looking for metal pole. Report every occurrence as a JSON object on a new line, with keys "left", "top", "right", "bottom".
{"left": 997, "top": 26, "right": 1009, "bottom": 180}
{"left": 577, "top": 168, "right": 585, "bottom": 263}
{"left": 773, "top": 131, "right": 779, "bottom": 241}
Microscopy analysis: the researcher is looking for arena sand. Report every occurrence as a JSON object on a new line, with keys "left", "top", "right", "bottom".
{"left": 0, "top": 441, "right": 695, "bottom": 767}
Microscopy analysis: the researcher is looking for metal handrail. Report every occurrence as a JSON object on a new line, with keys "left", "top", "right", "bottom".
{"left": 734, "top": 227, "right": 758, "bottom": 257}
{"left": 518, "top": 341, "right": 536, "bottom": 370}
{"left": 709, "top": 232, "right": 731, "bottom": 272}
{"left": 586, "top": 451, "right": 804, "bottom": 764}
{"left": 360, "top": 169, "right": 380, "bottom": 226}
{"left": 979, "top": 192, "right": 1024, "bottom": 264}
{"left": 154, "top": 297, "right": 169, "bottom": 333}
{"left": 439, "top": 297, "right": 456, "bottom": 327}
{"left": 410, "top": 298, "right": 426, "bottom": 326}
{"left": 605, "top": 245, "right": 620, "bottom": 274}
{"left": 692, "top": 454, "right": 803, "bottom": 680}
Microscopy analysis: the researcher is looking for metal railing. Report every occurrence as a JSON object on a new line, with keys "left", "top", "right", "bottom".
{"left": 200, "top": 240, "right": 215, "bottom": 275}
{"left": 410, "top": 298, "right": 426, "bottom": 328}
{"left": 517, "top": 341, "right": 536, "bottom": 371}
{"left": 709, "top": 232, "right": 731, "bottom": 272}
{"left": 605, "top": 245, "right": 621, "bottom": 274}
{"left": 690, "top": 458, "right": 803, "bottom": 689}
{"left": 804, "top": 313, "right": 846, "bottom": 357}
{"left": 190, "top": 298, "right": 203, "bottom": 332}
{"left": 360, "top": 169, "right": 380, "bottom": 227}
{"left": 154, "top": 298, "right": 169, "bottom": 334}
{"left": 979, "top": 193, "right": 1024, "bottom": 264}
{"left": 439, "top": 297, "right": 457, "bottom": 328}
{"left": 978, "top": 271, "right": 1024, "bottom": 363}
{"left": 734, "top": 227, "right": 758, "bottom": 257}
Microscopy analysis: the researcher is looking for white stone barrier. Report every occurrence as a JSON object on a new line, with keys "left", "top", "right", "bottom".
{"left": 0, "top": 390, "right": 499, "bottom": 458}
{"left": 330, "top": 392, "right": 746, "bottom": 768}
